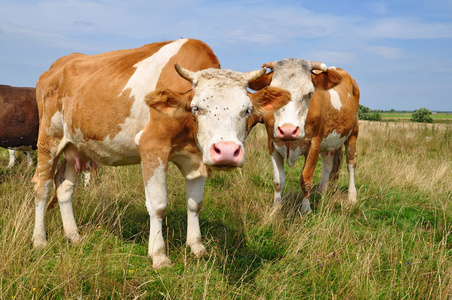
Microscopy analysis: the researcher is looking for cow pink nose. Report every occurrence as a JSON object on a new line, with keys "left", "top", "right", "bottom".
{"left": 277, "top": 124, "right": 300, "bottom": 140}
{"left": 210, "top": 141, "right": 243, "bottom": 167}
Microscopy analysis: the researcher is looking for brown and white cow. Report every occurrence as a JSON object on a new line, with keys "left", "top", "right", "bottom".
{"left": 0, "top": 85, "right": 38, "bottom": 168}
{"left": 249, "top": 58, "right": 360, "bottom": 213}
{"left": 33, "top": 38, "right": 290, "bottom": 268}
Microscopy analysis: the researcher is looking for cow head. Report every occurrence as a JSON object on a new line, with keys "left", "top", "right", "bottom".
{"left": 145, "top": 63, "right": 290, "bottom": 170}
{"left": 259, "top": 58, "right": 342, "bottom": 141}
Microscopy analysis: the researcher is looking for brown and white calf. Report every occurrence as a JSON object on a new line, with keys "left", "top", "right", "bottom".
{"left": 0, "top": 85, "right": 38, "bottom": 168}
{"left": 249, "top": 58, "right": 360, "bottom": 213}
{"left": 33, "top": 38, "right": 289, "bottom": 268}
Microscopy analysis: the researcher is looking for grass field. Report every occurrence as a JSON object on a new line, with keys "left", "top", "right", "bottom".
{"left": 381, "top": 112, "right": 452, "bottom": 124}
{"left": 0, "top": 121, "right": 451, "bottom": 299}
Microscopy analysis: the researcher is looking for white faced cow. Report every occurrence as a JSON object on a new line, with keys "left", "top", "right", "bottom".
{"left": 0, "top": 85, "right": 38, "bottom": 168}
{"left": 33, "top": 38, "right": 290, "bottom": 268}
{"left": 249, "top": 58, "right": 360, "bottom": 213}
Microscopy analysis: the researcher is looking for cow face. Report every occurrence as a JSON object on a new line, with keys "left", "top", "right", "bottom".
{"left": 267, "top": 59, "right": 320, "bottom": 141}
{"left": 146, "top": 64, "right": 290, "bottom": 170}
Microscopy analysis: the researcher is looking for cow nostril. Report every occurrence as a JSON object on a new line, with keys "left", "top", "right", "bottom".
{"left": 234, "top": 148, "right": 240, "bottom": 157}
{"left": 214, "top": 145, "right": 221, "bottom": 154}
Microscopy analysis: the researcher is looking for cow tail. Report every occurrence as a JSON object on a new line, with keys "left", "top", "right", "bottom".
{"left": 46, "top": 159, "right": 66, "bottom": 210}
{"left": 329, "top": 146, "right": 343, "bottom": 182}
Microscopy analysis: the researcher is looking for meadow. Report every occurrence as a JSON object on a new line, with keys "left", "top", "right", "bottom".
{"left": 380, "top": 112, "right": 452, "bottom": 124}
{"left": 0, "top": 121, "right": 451, "bottom": 299}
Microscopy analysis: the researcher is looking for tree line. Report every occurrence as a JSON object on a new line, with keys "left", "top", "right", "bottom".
{"left": 358, "top": 105, "right": 434, "bottom": 123}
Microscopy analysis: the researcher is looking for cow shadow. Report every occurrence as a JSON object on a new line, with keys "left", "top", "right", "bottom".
{"left": 99, "top": 195, "right": 284, "bottom": 284}
{"left": 280, "top": 183, "right": 356, "bottom": 215}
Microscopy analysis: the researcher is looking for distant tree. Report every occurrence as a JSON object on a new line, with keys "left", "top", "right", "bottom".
{"left": 358, "top": 104, "right": 382, "bottom": 121}
{"left": 390, "top": 109, "right": 396, "bottom": 112}
{"left": 369, "top": 111, "right": 382, "bottom": 121}
{"left": 411, "top": 108, "right": 434, "bottom": 123}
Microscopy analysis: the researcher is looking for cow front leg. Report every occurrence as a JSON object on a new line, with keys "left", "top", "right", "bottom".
{"left": 185, "top": 176, "right": 207, "bottom": 257}
{"left": 300, "top": 141, "right": 321, "bottom": 214}
{"left": 143, "top": 158, "right": 171, "bottom": 269}
{"left": 55, "top": 160, "right": 80, "bottom": 243}
{"left": 270, "top": 151, "right": 285, "bottom": 207}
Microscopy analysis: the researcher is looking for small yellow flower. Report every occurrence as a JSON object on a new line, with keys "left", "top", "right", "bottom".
{"left": 399, "top": 261, "right": 402, "bottom": 264}
{"left": 129, "top": 269, "right": 134, "bottom": 274}
{"left": 427, "top": 242, "right": 430, "bottom": 245}
{"left": 98, "top": 225, "right": 101, "bottom": 229}
{"left": 33, "top": 288, "right": 36, "bottom": 292}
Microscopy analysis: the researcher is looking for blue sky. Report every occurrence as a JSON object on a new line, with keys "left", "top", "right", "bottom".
{"left": 1, "top": 0, "right": 451, "bottom": 111}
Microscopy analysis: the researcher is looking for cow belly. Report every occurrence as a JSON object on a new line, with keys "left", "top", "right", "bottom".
{"left": 320, "top": 130, "right": 349, "bottom": 152}
{"left": 75, "top": 139, "right": 141, "bottom": 166}
{"left": 4, "top": 145, "right": 35, "bottom": 151}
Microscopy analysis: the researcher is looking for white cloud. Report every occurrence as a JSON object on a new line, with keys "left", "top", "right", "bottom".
{"left": 364, "top": 45, "right": 404, "bottom": 59}
{"left": 357, "top": 18, "right": 452, "bottom": 39}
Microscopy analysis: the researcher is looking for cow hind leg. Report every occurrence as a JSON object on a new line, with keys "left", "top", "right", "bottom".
{"left": 25, "top": 151, "right": 33, "bottom": 167}
{"left": 185, "top": 176, "right": 207, "bottom": 257}
{"left": 7, "top": 150, "right": 16, "bottom": 168}
{"left": 329, "top": 147, "right": 343, "bottom": 182}
{"left": 345, "top": 135, "right": 358, "bottom": 203}
{"left": 55, "top": 159, "right": 81, "bottom": 243}
{"left": 32, "top": 149, "right": 59, "bottom": 248}
{"left": 318, "top": 152, "right": 334, "bottom": 194}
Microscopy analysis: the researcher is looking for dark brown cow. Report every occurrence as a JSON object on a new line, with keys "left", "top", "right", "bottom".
{"left": 249, "top": 59, "right": 360, "bottom": 213}
{"left": 0, "top": 85, "right": 38, "bottom": 167}
{"left": 33, "top": 38, "right": 290, "bottom": 268}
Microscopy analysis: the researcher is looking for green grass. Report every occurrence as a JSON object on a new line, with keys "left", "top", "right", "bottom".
{"left": 0, "top": 121, "right": 451, "bottom": 299}
{"left": 381, "top": 112, "right": 452, "bottom": 123}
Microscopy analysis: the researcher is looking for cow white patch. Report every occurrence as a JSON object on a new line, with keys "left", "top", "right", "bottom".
{"left": 121, "top": 39, "right": 188, "bottom": 101}
{"left": 329, "top": 89, "right": 342, "bottom": 110}
{"left": 99, "top": 39, "right": 189, "bottom": 164}
{"left": 320, "top": 130, "right": 347, "bottom": 152}
{"left": 135, "top": 130, "right": 144, "bottom": 146}
{"left": 273, "top": 142, "right": 301, "bottom": 167}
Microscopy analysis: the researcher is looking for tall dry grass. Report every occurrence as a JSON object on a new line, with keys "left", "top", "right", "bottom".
{"left": 0, "top": 120, "right": 451, "bottom": 299}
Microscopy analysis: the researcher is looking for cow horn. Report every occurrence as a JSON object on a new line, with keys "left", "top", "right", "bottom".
{"left": 261, "top": 62, "right": 276, "bottom": 69}
{"left": 174, "top": 63, "right": 195, "bottom": 82}
{"left": 244, "top": 68, "right": 267, "bottom": 82}
{"left": 310, "top": 61, "right": 328, "bottom": 72}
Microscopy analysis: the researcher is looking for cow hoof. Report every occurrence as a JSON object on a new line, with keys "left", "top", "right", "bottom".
{"left": 32, "top": 237, "right": 48, "bottom": 248}
{"left": 152, "top": 255, "right": 172, "bottom": 269}
{"left": 300, "top": 198, "right": 312, "bottom": 215}
{"left": 66, "top": 233, "right": 81, "bottom": 245}
{"left": 191, "top": 243, "right": 207, "bottom": 258}
{"left": 273, "top": 199, "right": 283, "bottom": 210}
{"left": 348, "top": 190, "right": 357, "bottom": 203}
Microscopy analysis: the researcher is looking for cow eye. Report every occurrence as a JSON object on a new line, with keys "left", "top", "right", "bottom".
{"left": 191, "top": 106, "right": 202, "bottom": 116}
{"left": 308, "top": 92, "right": 314, "bottom": 98}
{"left": 245, "top": 107, "right": 253, "bottom": 117}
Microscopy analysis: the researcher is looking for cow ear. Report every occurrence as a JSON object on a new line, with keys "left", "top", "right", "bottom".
{"left": 145, "top": 89, "right": 193, "bottom": 118}
{"left": 311, "top": 68, "right": 343, "bottom": 91}
{"left": 249, "top": 86, "right": 290, "bottom": 114}
{"left": 247, "top": 71, "right": 274, "bottom": 91}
